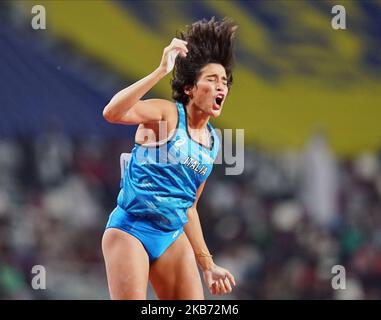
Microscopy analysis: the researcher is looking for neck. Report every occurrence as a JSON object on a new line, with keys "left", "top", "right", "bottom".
{"left": 185, "top": 101, "right": 210, "bottom": 129}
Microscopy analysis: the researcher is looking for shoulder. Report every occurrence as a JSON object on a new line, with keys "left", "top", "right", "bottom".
{"left": 141, "top": 99, "right": 178, "bottom": 131}
{"left": 159, "top": 100, "right": 178, "bottom": 126}
{"left": 143, "top": 99, "right": 177, "bottom": 120}
{"left": 209, "top": 123, "right": 220, "bottom": 151}
{"left": 208, "top": 122, "right": 219, "bottom": 139}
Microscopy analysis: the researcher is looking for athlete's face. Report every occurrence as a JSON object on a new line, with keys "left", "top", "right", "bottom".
{"left": 186, "top": 63, "right": 228, "bottom": 118}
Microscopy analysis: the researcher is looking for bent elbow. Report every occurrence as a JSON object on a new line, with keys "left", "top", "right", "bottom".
{"left": 102, "top": 105, "right": 116, "bottom": 123}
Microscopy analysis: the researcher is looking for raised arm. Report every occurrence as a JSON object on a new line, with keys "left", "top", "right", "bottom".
{"left": 184, "top": 182, "right": 236, "bottom": 296}
{"left": 102, "top": 38, "right": 188, "bottom": 125}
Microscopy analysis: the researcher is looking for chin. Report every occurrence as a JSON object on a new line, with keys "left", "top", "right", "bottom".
{"left": 211, "top": 109, "right": 222, "bottom": 118}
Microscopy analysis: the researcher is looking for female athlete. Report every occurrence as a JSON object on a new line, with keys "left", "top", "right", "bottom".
{"left": 102, "top": 17, "right": 237, "bottom": 300}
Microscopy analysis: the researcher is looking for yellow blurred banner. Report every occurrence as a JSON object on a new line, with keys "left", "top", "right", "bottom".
{"left": 22, "top": 0, "right": 381, "bottom": 157}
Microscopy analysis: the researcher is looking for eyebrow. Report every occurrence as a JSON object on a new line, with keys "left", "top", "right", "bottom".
{"left": 205, "top": 74, "right": 228, "bottom": 81}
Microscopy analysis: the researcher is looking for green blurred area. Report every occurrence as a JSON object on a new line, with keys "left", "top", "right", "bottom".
{"left": 21, "top": 0, "right": 381, "bottom": 157}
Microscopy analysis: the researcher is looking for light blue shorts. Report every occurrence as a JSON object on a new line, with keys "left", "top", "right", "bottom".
{"left": 105, "top": 206, "right": 184, "bottom": 262}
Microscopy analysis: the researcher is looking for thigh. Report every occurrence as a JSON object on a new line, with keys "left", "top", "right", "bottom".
{"left": 102, "top": 228, "right": 150, "bottom": 299}
{"left": 149, "top": 232, "right": 204, "bottom": 300}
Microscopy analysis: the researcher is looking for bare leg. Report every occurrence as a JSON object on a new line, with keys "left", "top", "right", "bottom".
{"left": 102, "top": 228, "right": 150, "bottom": 299}
{"left": 149, "top": 232, "right": 204, "bottom": 300}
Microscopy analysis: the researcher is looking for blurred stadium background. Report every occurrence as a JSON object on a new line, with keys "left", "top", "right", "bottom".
{"left": 1, "top": 0, "right": 381, "bottom": 299}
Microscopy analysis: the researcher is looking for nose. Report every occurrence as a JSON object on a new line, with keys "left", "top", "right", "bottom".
{"left": 216, "top": 83, "right": 224, "bottom": 91}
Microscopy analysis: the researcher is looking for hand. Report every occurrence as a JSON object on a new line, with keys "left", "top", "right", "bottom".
{"left": 158, "top": 38, "right": 188, "bottom": 75}
{"left": 202, "top": 263, "right": 236, "bottom": 296}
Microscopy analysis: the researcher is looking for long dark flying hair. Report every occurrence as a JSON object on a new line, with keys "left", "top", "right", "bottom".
{"left": 171, "top": 17, "right": 237, "bottom": 106}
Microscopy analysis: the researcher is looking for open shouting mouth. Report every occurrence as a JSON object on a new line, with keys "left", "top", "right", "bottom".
{"left": 213, "top": 93, "right": 225, "bottom": 110}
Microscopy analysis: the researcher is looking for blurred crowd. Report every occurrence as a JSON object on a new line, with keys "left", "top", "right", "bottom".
{"left": 206, "top": 133, "right": 381, "bottom": 299}
{"left": 1, "top": 1, "right": 381, "bottom": 300}
{"left": 0, "top": 127, "right": 131, "bottom": 299}
{"left": 1, "top": 130, "right": 381, "bottom": 299}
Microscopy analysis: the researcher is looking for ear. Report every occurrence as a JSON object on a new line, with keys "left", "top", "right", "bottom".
{"left": 184, "top": 85, "right": 194, "bottom": 98}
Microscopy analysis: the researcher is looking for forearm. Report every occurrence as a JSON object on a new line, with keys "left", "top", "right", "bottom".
{"left": 103, "top": 67, "right": 166, "bottom": 119}
{"left": 184, "top": 207, "right": 214, "bottom": 271}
